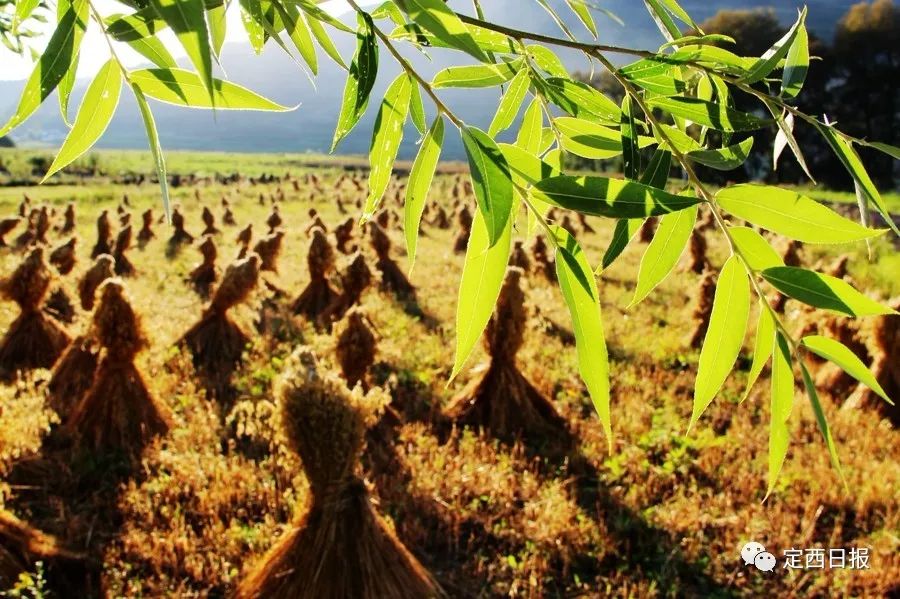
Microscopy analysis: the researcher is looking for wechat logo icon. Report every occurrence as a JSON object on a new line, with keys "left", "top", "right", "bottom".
{"left": 741, "top": 541, "right": 777, "bottom": 572}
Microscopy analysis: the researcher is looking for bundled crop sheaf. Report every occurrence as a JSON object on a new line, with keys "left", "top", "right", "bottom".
{"left": 447, "top": 267, "right": 567, "bottom": 440}
{"left": 292, "top": 227, "right": 338, "bottom": 321}
{"left": 189, "top": 236, "right": 220, "bottom": 298}
{"left": 91, "top": 210, "right": 113, "bottom": 259}
{"left": 236, "top": 348, "right": 444, "bottom": 599}
{"left": 369, "top": 223, "right": 415, "bottom": 298}
{"left": 78, "top": 254, "right": 115, "bottom": 311}
{"left": 49, "top": 237, "right": 77, "bottom": 275}
{"left": 66, "top": 279, "right": 171, "bottom": 459}
{"left": 178, "top": 254, "right": 260, "bottom": 400}
{"left": 0, "top": 248, "right": 71, "bottom": 379}
{"left": 0, "top": 510, "right": 80, "bottom": 589}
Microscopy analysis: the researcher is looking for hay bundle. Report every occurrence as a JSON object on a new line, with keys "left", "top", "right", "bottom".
{"left": 266, "top": 206, "right": 283, "bottom": 234}
{"left": 0, "top": 510, "right": 78, "bottom": 589}
{"left": 189, "top": 236, "right": 219, "bottom": 297}
{"left": 452, "top": 205, "right": 472, "bottom": 253}
{"left": 58, "top": 203, "right": 76, "bottom": 234}
{"left": 781, "top": 239, "right": 801, "bottom": 267}
{"left": 686, "top": 230, "right": 709, "bottom": 274}
{"left": 236, "top": 223, "right": 253, "bottom": 248}
{"left": 167, "top": 207, "right": 195, "bottom": 248}
{"left": 431, "top": 206, "right": 450, "bottom": 229}
{"left": 686, "top": 268, "right": 717, "bottom": 349}
{"left": 13, "top": 209, "right": 38, "bottom": 248}
{"left": 253, "top": 231, "right": 284, "bottom": 272}
{"left": 0, "top": 217, "right": 20, "bottom": 247}
{"left": 446, "top": 267, "right": 567, "bottom": 439}
{"left": 638, "top": 217, "right": 655, "bottom": 243}
{"left": 304, "top": 209, "right": 327, "bottom": 236}
{"left": 319, "top": 252, "right": 372, "bottom": 327}
{"left": 78, "top": 254, "right": 115, "bottom": 311}
{"left": 47, "top": 335, "right": 98, "bottom": 419}
{"left": 17, "top": 196, "right": 29, "bottom": 217}
{"left": 178, "top": 254, "right": 260, "bottom": 399}
{"left": 529, "top": 235, "right": 556, "bottom": 282}
{"left": 826, "top": 254, "right": 850, "bottom": 280}
{"left": 334, "top": 217, "right": 356, "bottom": 254}
{"left": 119, "top": 211, "right": 131, "bottom": 228}
{"left": 850, "top": 300, "right": 899, "bottom": 422}
{"left": 292, "top": 228, "right": 338, "bottom": 320}
{"left": 91, "top": 210, "right": 113, "bottom": 258}
{"left": 34, "top": 207, "right": 50, "bottom": 245}
{"left": 510, "top": 240, "right": 530, "bottom": 271}
{"left": 335, "top": 309, "right": 377, "bottom": 390}
{"left": 0, "top": 248, "right": 70, "bottom": 379}
{"left": 201, "top": 206, "right": 220, "bottom": 236}
{"left": 137, "top": 209, "right": 155, "bottom": 244}
{"left": 67, "top": 280, "right": 171, "bottom": 458}
{"left": 369, "top": 223, "right": 415, "bottom": 298}
{"left": 43, "top": 287, "right": 75, "bottom": 324}
{"left": 236, "top": 349, "right": 443, "bottom": 599}
{"left": 113, "top": 225, "right": 135, "bottom": 276}
{"left": 577, "top": 212, "right": 595, "bottom": 234}
{"left": 49, "top": 236, "right": 77, "bottom": 275}
{"left": 375, "top": 210, "right": 390, "bottom": 229}
{"left": 223, "top": 206, "right": 237, "bottom": 226}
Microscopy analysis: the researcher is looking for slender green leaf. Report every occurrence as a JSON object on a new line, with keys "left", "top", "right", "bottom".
{"left": 208, "top": 3, "right": 227, "bottom": 57}
{"left": 619, "top": 59, "right": 685, "bottom": 96}
{"left": 743, "top": 301, "right": 775, "bottom": 401}
{"left": 107, "top": 7, "right": 165, "bottom": 41}
{"left": 0, "top": 0, "right": 88, "bottom": 137}
{"left": 498, "top": 143, "right": 560, "bottom": 188}
{"left": 15, "top": 0, "right": 41, "bottom": 26}
{"left": 278, "top": 2, "right": 318, "bottom": 75}
{"left": 488, "top": 68, "right": 529, "bottom": 138}
{"left": 767, "top": 333, "right": 793, "bottom": 497}
{"left": 409, "top": 82, "right": 426, "bottom": 134}
{"left": 553, "top": 226, "right": 612, "bottom": 449}
{"left": 728, "top": 226, "right": 784, "bottom": 271}
{"left": 131, "top": 68, "right": 295, "bottom": 110}
{"left": 530, "top": 175, "right": 701, "bottom": 219}
{"left": 405, "top": 116, "right": 444, "bottom": 270}
{"left": 432, "top": 60, "right": 521, "bottom": 89}
{"left": 527, "top": 45, "right": 569, "bottom": 78}
{"left": 643, "top": 0, "right": 680, "bottom": 42}
{"left": 332, "top": 13, "right": 378, "bottom": 151}
{"left": 688, "top": 137, "right": 754, "bottom": 171}
{"left": 451, "top": 209, "right": 513, "bottom": 379}
{"left": 540, "top": 77, "right": 620, "bottom": 121}
{"left": 516, "top": 99, "right": 542, "bottom": 154}
{"left": 743, "top": 7, "right": 806, "bottom": 84}
{"left": 815, "top": 122, "right": 899, "bottom": 236}
{"left": 307, "top": 12, "right": 347, "bottom": 69}
{"left": 799, "top": 361, "right": 846, "bottom": 489}
{"left": 43, "top": 59, "right": 122, "bottom": 181}
{"left": 717, "top": 184, "right": 885, "bottom": 243}
{"left": 802, "top": 335, "right": 892, "bottom": 404}
{"left": 864, "top": 141, "right": 900, "bottom": 160}
{"left": 600, "top": 149, "right": 672, "bottom": 271}
{"left": 782, "top": 18, "right": 808, "bottom": 98}
{"left": 463, "top": 126, "right": 514, "bottom": 249}
{"left": 630, "top": 203, "right": 697, "bottom": 306}
{"left": 647, "top": 96, "right": 769, "bottom": 132}
{"left": 365, "top": 73, "right": 411, "bottom": 217}
{"left": 767, "top": 102, "right": 815, "bottom": 183}
{"left": 388, "top": 22, "right": 512, "bottom": 54}
{"left": 57, "top": 0, "right": 83, "bottom": 126}
{"left": 621, "top": 95, "right": 640, "bottom": 180}
{"left": 148, "top": 0, "right": 214, "bottom": 103}
{"left": 396, "top": 0, "right": 488, "bottom": 62}
{"left": 292, "top": 0, "right": 353, "bottom": 33}
{"left": 132, "top": 83, "right": 171, "bottom": 221}
{"left": 565, "top": 0, "right": 597, "bottom": 37}
{"left": 762, "top": 266, "right": 898, "bottom": 317}
{"left": 691, "top": 255, "right": 751, "bottom": 428}
{"left": 126, "top": 33, "right": 179, "bottom": 68}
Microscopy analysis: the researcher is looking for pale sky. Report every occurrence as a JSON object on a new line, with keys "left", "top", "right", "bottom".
{"left": 0, "top": 0, "right": 380, "bottom": 81}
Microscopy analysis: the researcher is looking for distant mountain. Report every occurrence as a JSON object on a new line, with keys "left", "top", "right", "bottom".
{"left": 0, "top": 0, "right": 859, "bottom": 160}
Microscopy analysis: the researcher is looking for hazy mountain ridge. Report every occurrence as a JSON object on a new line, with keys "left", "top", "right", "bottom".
{"left": 0, "top": 0, "right": 858, "bottom": 160}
